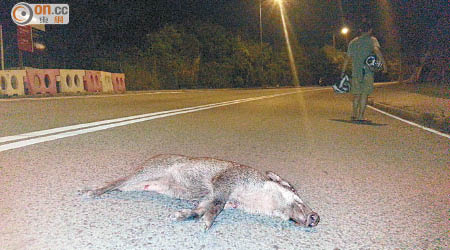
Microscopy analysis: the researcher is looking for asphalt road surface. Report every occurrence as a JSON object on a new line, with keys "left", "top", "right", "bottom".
{"left": 1, "top": 87, "right": 449, "bottom": 249}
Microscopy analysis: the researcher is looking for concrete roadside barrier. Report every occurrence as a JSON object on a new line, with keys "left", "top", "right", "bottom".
{"left": 84, "top": 70, "right": 103, "bottom": 93}
{"left": 25, "top": 69, "right": 60, "bottom": 95}
{"left": 1, "top": 69, "right": 125, "bottom": 96}
{"left": 100, "top": 71, "right": 114, "bottom": 93}
{"left": 0, "top": 70, "right": 27, "bottom": 96}
{"left": 111, "top": 73, "right": 126, "bottom": 93}
{"left": 59, "top": 70, "right": 86, "bottom": 93}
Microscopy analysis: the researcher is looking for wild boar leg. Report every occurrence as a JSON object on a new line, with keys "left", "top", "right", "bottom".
{"left": 200, "top": 199, "right": 226, "bottom": 230}
{"left": 81, "top": 175, "right": 131, "bottom": 197}
{"left": 173, "top": 199, "right": 212, "bottom": 221}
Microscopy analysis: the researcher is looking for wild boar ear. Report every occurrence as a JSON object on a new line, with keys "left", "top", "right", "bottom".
{"left": 266, "top": 171, "right": 294, "bottom": 190}
{"left": 266, "top": 171, "right": 282, "bottom": 182}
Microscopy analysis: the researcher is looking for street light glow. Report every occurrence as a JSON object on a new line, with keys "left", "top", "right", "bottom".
{"left": 34, "top": 42, "right": 46, "bottom": 50}
{"left": 341, "top": 27, "right": 349, "bottom": 35}
{"left": 276, "top": 0, "right": 299, "bottom": 87}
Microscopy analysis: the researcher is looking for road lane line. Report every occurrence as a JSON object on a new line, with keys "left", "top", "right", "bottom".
{"left": 0, "top": 99, "right": 244, "bottom": 143}
{"left": 0, "top": 99, "right": 258, "bottom": 152}
{"left": 0, "top": 93, "right": 292, "bottom": 144}
{"left": 368, "top": 105, "right": 450, "bottom": 139}
{"left": 0, "top": 89, "right": 324, "bottom": 152}
{"left": 0, "top": 88, "right": 324, "bottom": 144}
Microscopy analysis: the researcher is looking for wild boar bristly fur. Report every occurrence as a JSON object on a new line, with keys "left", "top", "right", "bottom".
{"left": 81, "top": 154, "right": 320, "bottom": 230}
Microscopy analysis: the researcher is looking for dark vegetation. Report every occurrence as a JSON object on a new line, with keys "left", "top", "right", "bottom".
{"left": 91, "top": 22, "right": 399, "bottom": 90}
{"left": 1, "top": 1, "right": 447, "bottom": 90}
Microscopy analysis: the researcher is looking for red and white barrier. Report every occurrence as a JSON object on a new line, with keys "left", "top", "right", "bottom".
{"left": 84, "top": 70, "right": 103, "bottom": 93}
{"left": 25, "top": 69, "right": 60, "bottom": 95}
{"left": 59, "top": 70, "right": 86, "bottom": 93}
{"left": 0, "top": 70, "right": 27, "bottom": 96}
{"left": 2, "top": 69, "right": 125, "bottom": 96}
{"left": 111, "top": 73, "right": 126, "bottom": 93}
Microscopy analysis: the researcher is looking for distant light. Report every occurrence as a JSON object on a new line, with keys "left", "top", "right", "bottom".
{"left": 35, "top": 42, "right": 46, "bottom": 50}
{"left": 341, "top": 27, "right": 349, "bottom": 35}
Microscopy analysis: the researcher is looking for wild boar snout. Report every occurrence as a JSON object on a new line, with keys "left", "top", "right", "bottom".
{"left": 306, "top": 212, "right": 320, "bottom": 227}
{"left": 290, "top": 202, "right": 320, "bottom": 227}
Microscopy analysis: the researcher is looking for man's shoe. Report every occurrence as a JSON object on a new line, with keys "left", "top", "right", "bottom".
{"left": 355, "top": 119, "right": 371, "bottom": 124}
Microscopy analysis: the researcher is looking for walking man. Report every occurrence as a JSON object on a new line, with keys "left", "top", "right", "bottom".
{"left": 341, "top": 20, "right": 387, "bottom": 121}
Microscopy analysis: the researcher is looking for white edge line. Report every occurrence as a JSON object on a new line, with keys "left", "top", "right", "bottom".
{"left": 0, "top": 89, "right": 324, "bottom": 152}
{"left": 368, "top": 105, "right": 450, "bottom": 139}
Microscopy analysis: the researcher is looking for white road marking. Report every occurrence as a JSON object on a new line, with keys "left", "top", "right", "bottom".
{"left": 0, "top": 99, "right": 244, "bottom": 144}
{"left": 2, "top": 87, "right": 447, "bottom": 152}
{"left": 0, "top": 89, "right": 324, "bottom": 152}
{"left": 368, "top": 105, "right": 450, "bottom": 139}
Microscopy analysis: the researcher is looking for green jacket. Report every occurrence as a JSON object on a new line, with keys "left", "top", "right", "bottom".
{"left": 347, "top": 33, "right": 380, "bottom": 94}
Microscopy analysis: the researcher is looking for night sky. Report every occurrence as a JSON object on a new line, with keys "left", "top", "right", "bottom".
{"left": 1, "top": 0, "right": 448, "bottom": 69}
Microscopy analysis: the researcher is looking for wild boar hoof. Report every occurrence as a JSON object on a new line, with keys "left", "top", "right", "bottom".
{"left": 78, "top": 189, "right": 96, "bottom": 198}
{"left": 173, "top": 209, "right": 196, "bottom": 221}
{"left": 201, "top": 218, "right": 213, "bottom": 231}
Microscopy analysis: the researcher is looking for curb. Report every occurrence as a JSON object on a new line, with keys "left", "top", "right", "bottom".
{"left": 368, "top": 100, "right": 449, "bottom": 134}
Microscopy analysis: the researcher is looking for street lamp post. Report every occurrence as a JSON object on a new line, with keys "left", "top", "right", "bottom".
{"left": 0, "top": 25, "right": 4, "bottom": 70}
{"left": 259, "top": 0, "right": 263, "bottom": 50}
{"left": 341, "top": 26, "right": 349, "bottom": 49}
{"left": 259, "top": 0, "right": 264, "bottom": 77}
{"left": 333, "top": 34, "right": 336, "bottom": 49}
{"left": 258, "top": 0, "right": 284, "bottom": 81}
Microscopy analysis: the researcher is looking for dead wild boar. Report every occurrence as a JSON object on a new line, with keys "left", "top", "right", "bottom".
{"left": 81, "top": 154, "right": 320, "bottom": 230}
